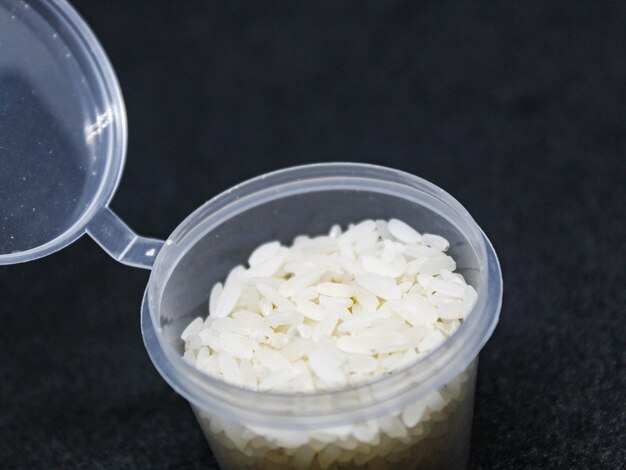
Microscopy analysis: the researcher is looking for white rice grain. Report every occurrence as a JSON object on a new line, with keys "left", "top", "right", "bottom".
{"left": 437, "top": 300, "right": 465, "bottom": 320}
{"left": 375, "top": 220, "right": 393, "bottom": 240}
{"left": 245, "top": 247, "right": 289, "bottom": 277}
{"left": 248, "top": 241, "right": 281, "bottom": 266}
{"left": 353, "top": 230, "right": 380, "bottom": 254}
{"left": 361, "top": 254, "right": 406, "bottom": 278}
{"left": 388, "top": 218, "right": 422, "bottom": 244}
{"left": 418, "top": 256, "right": 456, "bottom": 276}
{"left": 294, "top": 298, "right": 328, "bottom": 322}
{"left": 340, "top": 219, "right": 377, "bottom": 242}
{"left": 239, "top": 358, "right": 258, "bottom": 390}
{"left": 214, "top": 283, "right": 242, "bottom": 318}
{"left": 355, "top": 274, "right": 402, "bottom": 300}
{"left": 198, "top": 329, "right": 221, "bottom": 350}
{"left": 232, "top": 310, "right": 265, "bottom": 326}
{"left": 387, "top": 296, "right": 438, "bottom": 326}
{"left": 264, "top": 310, "right": 304, "bottom": 327}
{"left": 212, "top": 317, "right": 251, "bottom": 336}
{"left": 181, "top": 317, "right": 203, "bottom": 341}
{"left": 209, "top": 283, "right": 223, "bottom": 317}
{"left": 316, "top": 282, "right": 353, "bottom": 298}
{"left": 218, "top": 353, "right": 243, "bottom": 386}
{"left": 328, "top": 224, "right": 342, "bottom": 238}
{"left": 338, "top": 310, "right": 388, "bottom": 333}
{"left": 404, "top": 244, "right": 442, "bottom": 259}
{"left": 258, "top": 366, "right": 302, "bottom": 391}
{"left": 280, "top": 337, "right": 315, "bottom": 362}
{"left": 419, "top": 330, "right": 447, "bottom": 352}
{"left": 463, "top": 285, "right": 478, "bottom": 314}
{"left": 278, "top": 272, "right": 321, "bottom": 297}
{"left": 313, "top": 310, "right": 339, "bottom": 342}
{"left": 422, "top": 233, "right": 450, "bottom": 252}
{"left": 430, "top": 278, "right": 466, "bottom": 298}
{"left": 255, "top": 348, "right": 292, "bottom": 371}
{"left": 346, "top": 354, "right": 377, "bottom": 373}
{"left": 256, "top": 283, "right": 296, "bottom": 311}
{"left": 308, "top": 349, "right": 347, "bottom": 387}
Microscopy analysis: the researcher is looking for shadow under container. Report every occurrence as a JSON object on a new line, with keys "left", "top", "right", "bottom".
{"left": 142, "top": 163, "right": 503, "bottom": 470}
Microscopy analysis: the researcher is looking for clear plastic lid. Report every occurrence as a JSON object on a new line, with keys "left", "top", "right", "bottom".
{"left": 0, "top": 0, "right": 127, "bottom": 264}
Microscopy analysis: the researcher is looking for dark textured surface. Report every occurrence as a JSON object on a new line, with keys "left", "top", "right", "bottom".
{"left": 1, "top": 1, "right": 625, "bottom": 468}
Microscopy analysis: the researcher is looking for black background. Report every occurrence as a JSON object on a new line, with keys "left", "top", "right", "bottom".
{"left": 1, "top": 1, "right": 625, "bottom": 468}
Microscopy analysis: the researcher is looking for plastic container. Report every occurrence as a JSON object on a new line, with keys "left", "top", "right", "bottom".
{"left": 1, "top": 2, "right": 502, "bottom": 469}
{"left": 142, "top": 164, "right": 502, "bottom": 469}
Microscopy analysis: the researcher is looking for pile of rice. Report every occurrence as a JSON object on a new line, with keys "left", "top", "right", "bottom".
{"left": 181, "top": 219, "right": 476, "bottom": 392}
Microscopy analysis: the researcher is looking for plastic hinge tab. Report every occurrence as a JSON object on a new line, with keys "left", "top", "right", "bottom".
{"left": 86, "top": 207, "right": 163, "bottom": 270}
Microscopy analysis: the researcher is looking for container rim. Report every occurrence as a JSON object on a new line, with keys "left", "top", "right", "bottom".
{"left": 141, "top": 163, "right": 502, "bottom": 428}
